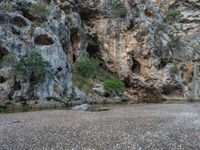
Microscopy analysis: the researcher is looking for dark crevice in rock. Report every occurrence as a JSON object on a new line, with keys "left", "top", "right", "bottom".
{"left": 161, "top": 84, "right": 181, "bottom": 95}
{"left": 13, "top": 80, "right": 21, "bottom": 91}
{"left": 70, "top": 28, "right": 80, "bottom": 62}
{"left": 19, "top": 8, "right": 35, "bottom": 22}
{"left": 180, "top": 18, "right": 200, "bottom": 24}
{"left": 73, "top": 54, "right": 76, "bottom": 62}
{"left": 131, "top": 58, "right": 140, "bottom": 75}
{"left": 12, "top": 16, "right": 28, "bottom": 27}
{"left": 12, "top": 26, "right": 20, "bottom": 35}
{"left": 19, "top": 8, "right": 47, "bottom": 23}
{"left": 0, "top": 46, "right": 8, "bottom": 59}
{"left": 34, "top": 34, "right": 54, "bottom": 45}
{"left": 86, "top": 35, "right": 100, "bottom": 58}
{"left": 57, "top": 67, "right": 62, "bottom": 72}
{"left": 79, "top": 6, "right": 102, "bottom": 21}
{"left": 0, "top": 76, "right": 6, "bottom": 83}
{"left": 158, "top": 60, "right": 167, "bottom": 70}
{"left": 124, "top": 76, "right": 132, "bottom": 88}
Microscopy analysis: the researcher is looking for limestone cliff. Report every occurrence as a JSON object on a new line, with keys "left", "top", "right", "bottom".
{"left": 0, "top": 0, "right": 199, "bottom": 108}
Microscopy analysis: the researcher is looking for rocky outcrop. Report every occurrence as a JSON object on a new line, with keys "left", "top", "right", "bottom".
{"left": 0, "top": 0, "right": 82, "bottom": 108}
{"left": 82, "top": 0, "right": 200, "bottom": 101}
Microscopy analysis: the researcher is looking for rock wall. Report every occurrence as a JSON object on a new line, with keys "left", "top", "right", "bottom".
{"left": 83, "top": 0, "right": 200, "bottom": 101}
{"left": 0, "top": 0, "right": 85, "bottom": 108}
{"left": 0, "top": 0, "right": 200, "bottom": 107}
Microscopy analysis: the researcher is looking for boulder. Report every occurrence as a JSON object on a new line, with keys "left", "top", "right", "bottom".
{"left": 113, "top": 96, "right": 123, "bottom": 104}
{"left": 92, "top": 83, "right": 105, "bottom": 96}
{"left": 71, "top": 104, "right": 92, "bottom": 112}
{"left": 0, "top": 83, "right": 11, "bottom": 107}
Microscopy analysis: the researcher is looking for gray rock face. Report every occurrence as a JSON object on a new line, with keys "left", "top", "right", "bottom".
{"left": 32, "top": 26, "right": 72, "bottom": 102}
{"left": 0, "top": 1, "right": 76, "bottom": 107}
{"left": 73, "top": 87, "right": 87, "bottom": 104}
{"left": 0, "top": 83, "right": 10, "bottom": 107}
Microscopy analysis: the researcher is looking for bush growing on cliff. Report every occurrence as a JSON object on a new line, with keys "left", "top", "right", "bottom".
{"left": 1, "top": 53, "right": 16, "bottom": 67}
{"left": 72, "top": 58, "right": 126, "bottom": 94}
{"left": 29, "top": 2, "right": 48, "bottom": 18}
{"left": 72, "top": 58, "right": 99, "bottom": 93}
{"left": 103, "top": 74, "right": 125, "bottom": 94}
{"left": 73, "top": 58, "right": 99, "bottom": 79}
{"left": 165, "top": 9, "right": 183, "bottom": 22}
{"left": 15, "top": 51, "right": 51, "bottom": 84}
{"left": 112, "top": 1, "right": 127, "bottom": 17}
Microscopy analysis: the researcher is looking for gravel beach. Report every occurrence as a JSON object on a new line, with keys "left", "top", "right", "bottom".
{"left": 1, "top": 104, "right": 200, "bottom": 150}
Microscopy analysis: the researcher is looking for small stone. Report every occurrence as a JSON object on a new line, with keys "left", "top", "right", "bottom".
{"left": 92, "top": 83, "right": 105, "bottom": 96}
{"left": 113, "top": 96, "right": 123, "bottom": 103}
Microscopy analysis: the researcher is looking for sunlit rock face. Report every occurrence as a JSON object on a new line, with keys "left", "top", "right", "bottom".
{"left": 82, "top": 0, "right": 169, "bottom": 100}
{"left": 81, "top": 0, "right": 200, "bottom": 100}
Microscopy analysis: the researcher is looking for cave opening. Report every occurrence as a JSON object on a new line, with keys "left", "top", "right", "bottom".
{"left": 79, "top": 7, "right": 99, "bottom": 22}
{"left": 157, "top": 60, "right": 167, "bottom": 70}
{"left": 34, "top": 34, "right": 54, "bottom": 45}
{"left": 131, "top": 58, "right": 141, "bottom": 75}
{"left": 70, "top": 28, "right": 80, "bottom": 62}
{"left": 86, "top": 35, "right": 100, "bottom": 59}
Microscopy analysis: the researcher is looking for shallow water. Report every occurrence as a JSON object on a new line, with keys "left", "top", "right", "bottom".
{"left": 0, "top": 103, "right": 151, "bottom": 114}
{"left": 0, "top": 103, "right": 138, "bottom": 114}
{"left": 0, "top": 107, "right": 67, "bottom": 114}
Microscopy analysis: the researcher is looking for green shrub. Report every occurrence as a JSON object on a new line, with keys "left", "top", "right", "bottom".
{"left": 29, "top": 2, "right": 48, "bottom": 18}
{"left": 73, "top": 76, "right": 93, "bottom": 94}
{"left": 156, "top": 22, "right": 166, "bottom": 31}
{"left": 112, "top": 1, "right": 127, "bottom": 17}
{"left": 165, "top": 9, "right": 183, "bottom": 22}
{"left": 72, "top": 58, "right": 99, "bottom": 79}
{"left": 15, "top": 51, "right": 51, "bottom": 83}
{"left": 72, "top": 58, "right": 99, "bottom": 94}
{"left": 1, "top": 53, "right": 16, "bottom": 67}
{"left": 103, "top": 74, "right": 125, "bottom": 93}
{"left": 182, "top": 80, "right": 188, "bottom": 85}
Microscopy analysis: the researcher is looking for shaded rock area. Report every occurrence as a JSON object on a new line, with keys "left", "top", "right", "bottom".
{"left": 34, "top": 34, "right": 54, "bottom": 45}
{"left": 0, "top": 0, "right": 200, "bottom": 108}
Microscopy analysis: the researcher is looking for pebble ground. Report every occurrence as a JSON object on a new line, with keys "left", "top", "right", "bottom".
{"left": 1, "top": 103, "right": 200, "bottom": 150}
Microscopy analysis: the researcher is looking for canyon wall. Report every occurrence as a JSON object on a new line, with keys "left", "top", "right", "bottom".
{"left": 0, "top": 0, "right": 200, "bottom": 107}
